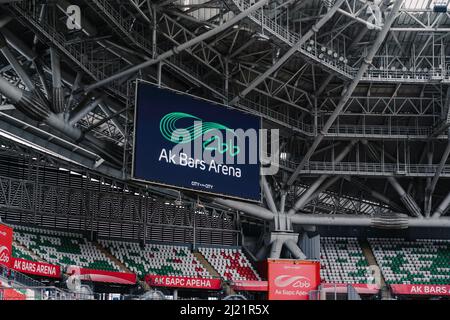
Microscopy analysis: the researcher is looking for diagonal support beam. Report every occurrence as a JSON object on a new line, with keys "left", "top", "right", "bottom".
{"left": 286, "top": 0, "right": 404, "bottom": 187}
{"left": 387, "top": 177, "right": 423, "bottom": 218}
{"left": 50, "top": 47, "right": 64, "bottom": 113}
{"left": 229, "top": 0, "right": 346, "bottom": 106}
{"left": 432, "top": 191, "right": 450, "bottom": 218}
{"left": 363, "top": 141, "right": 423, "bottom": 218}
{"left": 262, "top": 175, "right": 278, "bottom": 214}
{"left": 424, "top": 131, "right": 450, "bottom": 216}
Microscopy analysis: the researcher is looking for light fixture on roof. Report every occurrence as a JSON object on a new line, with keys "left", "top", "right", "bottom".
{"left": 280, "top": 152, "right": 289, "bottom": 161}
{"left": 174, "top": 192, "right": 183, "bottom": 206}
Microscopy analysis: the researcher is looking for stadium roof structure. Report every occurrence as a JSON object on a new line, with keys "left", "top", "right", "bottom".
{"left": 1, "top": 0, "right": 450, "bottom": 246}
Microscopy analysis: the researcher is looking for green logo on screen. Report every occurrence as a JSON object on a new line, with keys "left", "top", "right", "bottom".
{"left": 159, "top": 112, "right": 240, "bottom": 156}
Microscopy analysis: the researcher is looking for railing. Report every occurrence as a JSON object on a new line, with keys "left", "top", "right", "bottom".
{"left": 0, "top": 264, "right": 98, "bottom": 300}
{"left": 280, "top": 159, "right": 450, "bottom": 177}
{"left": 229, "top": 0, "right": 450, "bottom": 83}
{"left": 324, "top": 124, "right": 436, "bottom": 138}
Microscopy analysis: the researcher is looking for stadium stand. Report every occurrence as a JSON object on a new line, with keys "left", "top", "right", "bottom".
{"left": 198, "top": 247, "right": 261, "bottom": 281}
{"left": 320, "top": 237, "right": 371, "bottom": 284}
{"left": 369, "top": 238, "right": 450, "bottom": 285}
{"left": 100, "top": 240, "right": 212, "bottom": 279}
{"left": 12, "top": 225, "right": 120, "bottom": 271}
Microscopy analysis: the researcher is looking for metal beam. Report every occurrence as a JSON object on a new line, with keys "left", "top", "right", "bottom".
{"left": 288, "top": 214, "right": 450, "bottom": 228}
{"left": 432, "top": 191, "right": 450, "bottom": 218}
{"left": 84, "top": 0, "right": 269, "bottom": 92}
{"left": 50, "top": 47, "right": 64, "bottom": 113}
{"left": 262, "top": 175, "right": 277, "bottom": 214}
{"left": 425, "top": 132, "right": 450, "bottom": 216}
{"left": 284, "top": 238, "right": 307, "bottom": 259}
{"left": 213, "top": 198, "right": 274, "bottom": 221}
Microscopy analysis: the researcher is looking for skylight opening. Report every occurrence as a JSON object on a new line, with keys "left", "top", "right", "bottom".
{"left": 402, "top": 0, "right": 430, "bottom": 9}
{"left": 402, "top": 0, "right": 449, "bottom": 10}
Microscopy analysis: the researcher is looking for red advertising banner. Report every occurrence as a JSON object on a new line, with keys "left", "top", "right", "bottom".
{"left": 12, "top": 258, "right": 61, "bottom": 279}
{"left": 66, "top": 266, "right": 137, "bottom": 285}
{"left": 267, "top": 259, "right": 321, "bottom": 300}
{"left": 0, "top": 224, "right": 13, "bottom": 268}
{"left": 232, "top": 280, "right": 268, "bottom": 292}
{"left": 145, "top": 274, "right": 222, "bottom": 290}
{"left": 0, "top": 279, "right": 27, "bottom": 300}
{"left": 390, "top": 284, "right": 450, "bottom": 296}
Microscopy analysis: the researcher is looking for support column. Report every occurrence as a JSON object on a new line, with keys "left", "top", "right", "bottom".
{"left": 262, "top": 176, "right": 277, "bottom": 214}
{"left": 269, "top": 239, "right": 283, "bottom": 259}
{"left": 284, "top": 239, "right": 306, "bottom": 260}
{"left": 50, "top": 47, "right": 64, "bottom": 113}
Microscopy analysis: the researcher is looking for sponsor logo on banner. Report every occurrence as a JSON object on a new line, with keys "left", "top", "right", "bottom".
{"left": 66, "top": 266, "right": 137, "bottom": 285}
{"left": 274, "top": 275, "right": 311, "bottom": 288}
{"left": 390, "top": 284, "right": 450, "bottom": 296}
{"left": 0, "top": 224, "right": 13, "bottom": 267}
{"left": 0, "top": 246, "right": 10, "bottom": 265}
{"left": 145, "top": 274, "right": 222, "bottom": 290}
{"left": 12, "top": 258, "right": 61, "bottom": 278}
{"left": 267, "top": 259, "right": 320, "bottom": 300}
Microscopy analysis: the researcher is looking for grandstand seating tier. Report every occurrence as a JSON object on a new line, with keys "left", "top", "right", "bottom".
{"left": 12, "top": 225, "right": 120, "bottom": 272}
{"left": 100, "top": 240, "right": 212, "bottom": 279}
{"left": 199, "top": 247, "right": 261, "bottom": 281}
{"left": 320, "top": 237, "right": 372, "bottom": 284}
{"left": 369, "top": 238, "right": 450, "bottom": 285}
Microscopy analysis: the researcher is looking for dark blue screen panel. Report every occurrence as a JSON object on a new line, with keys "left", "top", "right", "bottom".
{"left": 133, "top": 81, "right": 261, "bottom": 202}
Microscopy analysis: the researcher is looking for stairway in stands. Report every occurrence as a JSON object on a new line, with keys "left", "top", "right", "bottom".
{"left": 13, "top": 240, "right": 46, "bottom": 263}
{"left": 193, "top": 251, "right": 235, "bottom": 295}
{"left": 360, "top": 240, "right": 391, "bottom": 299}
{"left": 96, "top": 242, "right": 150, "bottom": 290}
{"left": 95, "top": 243, "right": 132, "bottom": 274}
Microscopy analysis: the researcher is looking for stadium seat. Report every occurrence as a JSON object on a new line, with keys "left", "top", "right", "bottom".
{"left": 320, "top": 237, "right": 371, "bottom": 284}
{"left": 100, "top": 240, "right": 211, "bottom": 279}
{"left": 369, "top": 238, "right": 450, "bottom": 285}
{"left": 198, "top": 247, "right": 261, "bottom": 281}
{"left": 12, "top": 225, "right": 120, "bottom": 272}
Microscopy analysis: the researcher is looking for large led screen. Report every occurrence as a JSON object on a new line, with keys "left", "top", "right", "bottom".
{"left": 133, "top": 81, "right": 261, "bottom": 202}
